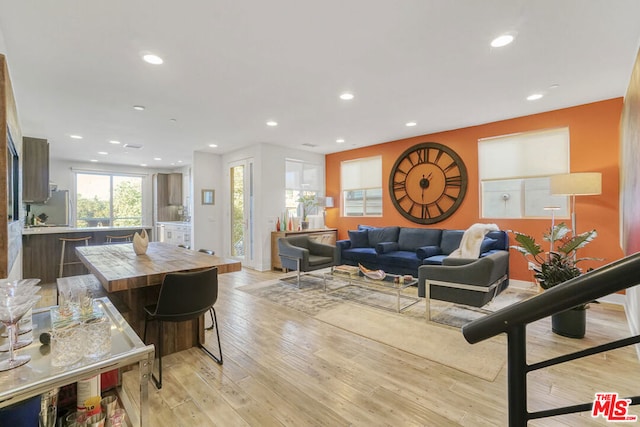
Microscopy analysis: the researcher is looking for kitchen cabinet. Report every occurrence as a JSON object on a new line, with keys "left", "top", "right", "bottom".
{"left": 271, "top": 228, "right": 337, "bottom": 270}
{"left": 167, "top": 173, "right": 183, "bottom": 205}
{"left": 23, "top": 136, "right": 50, "bottom": 203}
{"left": 157, "top": 222, "right": 191, "bottom": 247}
{"left": 22, "top": 226, "right": 153, "bottom": 283}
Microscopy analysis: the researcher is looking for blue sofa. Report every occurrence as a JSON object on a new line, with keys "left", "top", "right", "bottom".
{"left": 336, "top": 225, "right": 509, "bottom": 278}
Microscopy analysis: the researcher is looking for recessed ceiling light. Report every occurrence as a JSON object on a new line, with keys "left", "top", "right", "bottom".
{"left": 177, "top": 160, "right": 183, "bottom": 163}
{"left": 109, "top": 140, "right": 121, "bottom": 145}
{"left": 527, "top": 93, "right": 544, "bottom": 101}
{"left": 170, "top": 163, "right": 175, "bottom": 166}
{"left": 133, "top": 105, "right": 145, "bottom": 111}
{"left": 142, "top": 54, "right": 163, "bottom": 65}
{"left": 153, "top": 157, "right": 162, "bottom": 161}
{"left": 405, "top": 121, "right": 417, "bottom": 127}
{"left": 98, "top": 151, "right": 108, "bottom": 155}
{"left": 336, "top": 138, "right": 345, "bottom": 143}
{"left": 266, "top": 121, "right": 278, "bottom": 127}
{"left": 140, "top": 163, "right": 147, "bottom": 167}
{"left": 209, "top": 144, "right": 218, "bottom": 148}
{"left": 90, "top": 159, "right": 98, "bottom": 163}
{"left": 70, "top": 135, "right": 83, "bottom": 140}
{"left": 339, "top": 92, "right": 354, "bottom": 100}
{"left": 491, "top": 33, "right": 515, "bottom": 48}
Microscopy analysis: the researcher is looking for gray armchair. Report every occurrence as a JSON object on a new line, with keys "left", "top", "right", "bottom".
{"left": 418, "top": 251, "right": 509, "bottom": 320}
{"left": 278, "top": 235, "right": 338, "bottom": 286}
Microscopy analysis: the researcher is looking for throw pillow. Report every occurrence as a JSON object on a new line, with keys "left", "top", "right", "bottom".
{"left": 348, "top": 230, "right": 369, "bottom": 248}
{"left": 367, "top": 226, "right": 400, "bottom": 246}
{"left": 375, "top": 242, "right": 399, "bottom": 254}
{"left": 480, "top": 237, "right": 498, "bottom": 253}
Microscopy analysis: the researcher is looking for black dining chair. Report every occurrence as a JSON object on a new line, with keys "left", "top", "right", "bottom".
{"left": 143, "top": 267, "right": 223, "bottom": 389}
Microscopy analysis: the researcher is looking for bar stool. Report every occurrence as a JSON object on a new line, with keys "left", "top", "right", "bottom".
{"left": 59, "top": 236, "right": 92, "bottom": 277}
{"left": 105, "top": 234, "right": 133, "bottom": 243}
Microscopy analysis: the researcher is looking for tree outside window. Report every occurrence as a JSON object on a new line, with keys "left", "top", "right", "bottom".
{"left": 75, "top": 172, "right": 143, "bottom": 227}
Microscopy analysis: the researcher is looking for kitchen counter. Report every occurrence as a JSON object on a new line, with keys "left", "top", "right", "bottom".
{"left": 22, "top": 226, "right": 153, "bottom": 283}
{"left": 22, "top": 225, "right": 153, "bottom": 235}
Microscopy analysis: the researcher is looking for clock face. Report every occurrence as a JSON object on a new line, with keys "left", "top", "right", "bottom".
{"left": 389, "top": 142, "right": 468, "bottom": 224}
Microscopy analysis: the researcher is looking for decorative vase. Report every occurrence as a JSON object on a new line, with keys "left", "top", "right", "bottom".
{"left": 276, "top": 217, "right": 281, "bottom": 231}
{"left": 132, "top": 229, "right": 149, "bottom": 255}
{"left": 551, "top": 307, "right": 586, "bottom": 339}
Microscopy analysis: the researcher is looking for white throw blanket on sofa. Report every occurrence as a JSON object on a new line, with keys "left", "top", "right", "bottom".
{"left": 448, "top": 223, "right": 499, "bottom": 259}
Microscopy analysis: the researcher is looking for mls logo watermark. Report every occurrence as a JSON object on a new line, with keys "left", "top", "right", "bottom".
{"left": 592, "top": 393, "right": 638, "bottom": 422}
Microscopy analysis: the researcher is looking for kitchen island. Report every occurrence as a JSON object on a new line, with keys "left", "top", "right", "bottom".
{"left": 22, "top": 226, "right": 153, "bottom": 283}
{"left": 76, "top": 242, "right": 241, "bottom": 355}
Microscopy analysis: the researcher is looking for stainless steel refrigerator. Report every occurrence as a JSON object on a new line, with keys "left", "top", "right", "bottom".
{"left": 31, "top": 190, "right": 69, "bottom": 226}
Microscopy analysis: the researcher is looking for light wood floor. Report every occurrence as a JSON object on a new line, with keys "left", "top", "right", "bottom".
{"left": 72, "top": 269, "right": 638, "bottom": 426}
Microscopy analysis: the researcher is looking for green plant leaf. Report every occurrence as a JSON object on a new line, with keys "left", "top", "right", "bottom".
{"left": 557, "top": 230, "right": 597, "bottom": 254}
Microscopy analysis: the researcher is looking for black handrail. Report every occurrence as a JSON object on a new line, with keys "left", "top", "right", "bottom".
{"left": 461, "top": 251, "right": 640, "bottom": 426}
{"left": 463, "top": 251, "right": 640, "bottom": 344}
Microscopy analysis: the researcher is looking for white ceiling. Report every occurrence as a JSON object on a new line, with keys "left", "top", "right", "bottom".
{"left": 1, "top": 1, "right": 639, "bottom": 168}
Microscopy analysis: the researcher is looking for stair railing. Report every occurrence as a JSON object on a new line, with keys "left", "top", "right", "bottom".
{"left": 462, "top": 252, "right": 640, "bottom": 426}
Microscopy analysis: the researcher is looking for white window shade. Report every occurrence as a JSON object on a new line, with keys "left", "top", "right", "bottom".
{"left": 341, "top": 156, "right": 382, "bottom": 190}
{"left": 479, "top": 128, "right": 569, "bottom": 180}
{"left": 285, "top": 160, "right": 321, "bottom": 191}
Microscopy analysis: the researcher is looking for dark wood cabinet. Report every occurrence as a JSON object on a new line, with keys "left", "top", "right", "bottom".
{"left": 168, "top": 173, "right": 183, "bottom": 205}
{"left": 22, "top": 136, "right": 50, "bottom": 203}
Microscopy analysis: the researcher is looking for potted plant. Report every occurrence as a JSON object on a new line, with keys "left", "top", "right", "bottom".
{"left": 297, "top": 193, "right": 317, "bottom": 230}
{"left": 511, "top": 222, "right": 599, "bottom": 338}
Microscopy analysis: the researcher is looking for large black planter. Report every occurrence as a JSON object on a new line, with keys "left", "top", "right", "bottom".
{"left": 552, "top": 307, "right": 586, "bottom": 339}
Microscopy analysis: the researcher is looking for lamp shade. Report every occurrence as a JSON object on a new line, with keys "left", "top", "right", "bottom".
{"left": 550, "top": 173, "right": 602, "bottom": 196}
{"left": 325, "top": 197, "right": 334, "bottom": 208}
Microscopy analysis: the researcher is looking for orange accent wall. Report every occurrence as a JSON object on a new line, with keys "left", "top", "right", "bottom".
{"left": 325, "top": 98, "right": 624, "bottom": 282}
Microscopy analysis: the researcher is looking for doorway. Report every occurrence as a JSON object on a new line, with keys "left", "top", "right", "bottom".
{"left": 229, "top": 159, "right": 254, "bottom": 266}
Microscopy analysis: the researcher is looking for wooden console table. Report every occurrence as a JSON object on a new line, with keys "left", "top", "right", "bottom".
{"left": 271, "top": 228, "right": 337, "bottom": 270}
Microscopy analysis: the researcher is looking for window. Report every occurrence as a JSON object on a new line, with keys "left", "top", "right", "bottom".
{"left": 75, "top": 172, "right": 143, "bottom": 227}
{"left": 478, "top": 128, "right": 570, "bottom": 218}
{"left": 341, "top": 156, "right": 382, "bottom": 217}
{"left": 285, "top": 159, "right": 323, "bottom": 218}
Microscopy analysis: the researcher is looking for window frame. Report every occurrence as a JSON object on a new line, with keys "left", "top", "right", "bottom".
{"left": 478, "top": 128, "right": 570, "bottom": 219}
{"left": 73, "top": 170, "right": 145, "bottom": 227}
{"left": 341, "top": 156, "right": 383, "bottom": 217}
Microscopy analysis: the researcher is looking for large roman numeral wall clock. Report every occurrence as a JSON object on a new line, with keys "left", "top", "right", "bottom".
{"left": 389, "top": 142, "right": 468, "bottom": 224}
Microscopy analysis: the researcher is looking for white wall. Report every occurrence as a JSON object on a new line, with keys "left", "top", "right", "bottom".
{"left": 219, "top": 143, "right": 325, "bottom": 271}
{"left": 191, "top": 152, "right": 223, "bottom": 254}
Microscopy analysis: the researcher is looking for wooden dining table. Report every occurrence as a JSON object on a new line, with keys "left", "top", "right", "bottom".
{"left": 76, "top": 242, "right": 241, "bottom": 355}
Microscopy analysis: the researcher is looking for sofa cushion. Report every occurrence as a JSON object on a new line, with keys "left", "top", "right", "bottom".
{"left": 367, "top": 226, "right": 400, "bottom": 246}
{"left": 348, "top": 230, "right": 369, "bottom": 248}
{"left": 341, "top": 248, "right": 378, "bottom": 264}
{"left": 376, "top": 242, "right": 399, "bottom": 254}
{"left": 422, "top": 254, "right": 448, "bottom": 265}
{"left": 416, "top": 245, "right": 442, "bottom": 259}
{"left": 440, "top": 230, "right": 464, "bottom": 255}
{"left": 480, "top": 237, "right": 498, "bottom": 253}
{"left": 486, "top": 230, "right": 508, "bottom": 250}
{"left": 378, "top": 251, "right": 422, "bottom": 270}
{"left": 358, "top": 224, "right": 376, "bottom": 231}
{"left": 398, "top": 228, "right": 442, "bottom": 251}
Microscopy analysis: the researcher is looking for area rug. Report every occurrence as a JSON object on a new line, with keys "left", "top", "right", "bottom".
{"left": 237, "top": 274, "right": 536, "bottom": 381}
{"left": 238, "top": 274, "right": 535, "bottom": 328}
{"left": 314, "top": 303, "right": 506, "bottom": 381}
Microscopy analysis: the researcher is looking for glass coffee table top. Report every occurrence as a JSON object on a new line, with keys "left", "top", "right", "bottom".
{"left": 323, "top": 268, "right": 421, "bottom": 313}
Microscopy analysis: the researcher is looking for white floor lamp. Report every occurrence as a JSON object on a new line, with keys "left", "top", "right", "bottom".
{"left": 550, "top": 172, "right": 602, "bottom": 236}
